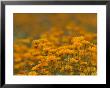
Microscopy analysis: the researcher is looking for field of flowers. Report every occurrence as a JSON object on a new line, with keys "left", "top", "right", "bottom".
{"left": 14, "top": 13, "right": 97, "bottom": 75}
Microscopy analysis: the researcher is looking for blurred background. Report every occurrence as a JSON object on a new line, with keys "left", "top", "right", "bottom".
{"left": 14, "top": 13, "right": 97, "bottom": 40}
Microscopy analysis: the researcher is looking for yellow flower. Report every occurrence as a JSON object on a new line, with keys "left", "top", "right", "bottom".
{"left": 31, "top": 50, "right": 41, "bottom": 56}
{"left": 91, "top": 60, "right": 97, "bottom": 66}
{"left": 80, "top": 62, "right": 88, "bottom": 65}
{"left": 36, "top": 55, "right": 45, "bottom": 60}
{"left": 79, "top": 50, "right": 85, "bottom": 56}
{"left": 46, "top": 55, "right": 57, "bottom": 61}
{"left": 68, "top": 58, "right": 78, "bottom": 63}
{"left": 88, "top": 46, "right": 96, "bottom": 52}
{"left": 28, "top": 71, "right": 38, "bottom": 75}
{"left": 31, "top": 64, "right": 41, "bottom": 70}
{"left": 64, "top": 65, "right": 73, "bottom": 72}
{"left": 82, "top": 40, "right": 90, "bottom": 45}
{"left": 71, "top": 36, "right": 84, "bottom": 43}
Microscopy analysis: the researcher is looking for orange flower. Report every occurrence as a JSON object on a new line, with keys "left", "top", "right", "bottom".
{"left": 28, "top": 71, "right": 38, "bottom": 75}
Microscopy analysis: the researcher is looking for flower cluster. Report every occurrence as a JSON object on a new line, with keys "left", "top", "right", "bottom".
{"left": 29, "top": 27, "right": 97, "bottom": 75}
{"left": 14, "top": 14, "right": 97, "bottom": 75}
